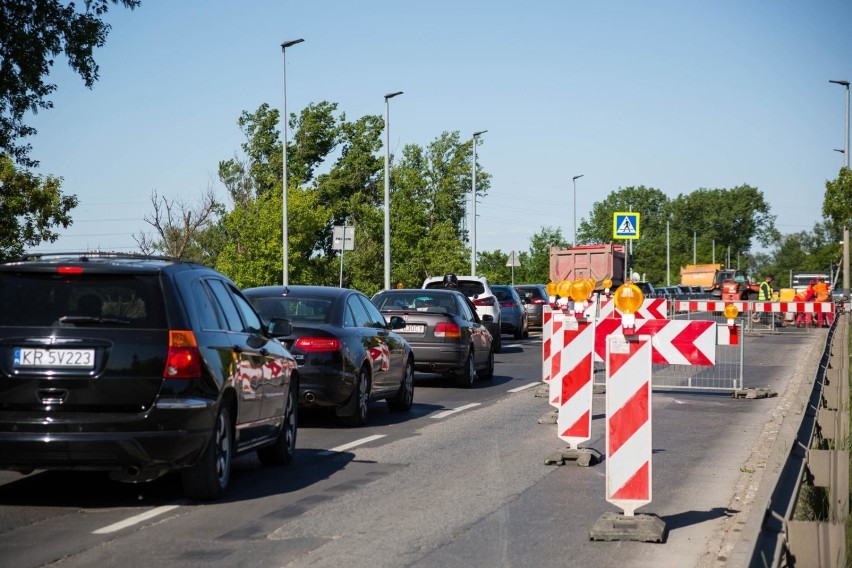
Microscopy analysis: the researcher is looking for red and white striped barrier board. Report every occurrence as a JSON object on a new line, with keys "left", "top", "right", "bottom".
{"left": 717, "top": 323, "right": 739, "bottom": 346}
{"left": 606, "top": 334, "right": 652, "bottom": 516}
{"left": 546, "top": 311, "right": 568, "bottom": 409}
{"left": 675, "top": 300, "right": 748, "bottom": 313}
{"left": 557, "top": 319, "right": 595, "bottom": 448}
{"left": 586, "top": 298, "right": 668, "bottom": 320}
{"left": 542, "top": 306, "right": 554, "bottom": 383}
{"left": 749, "top": 302, "right": 834, "bottom": 313}
{"left": 593, "top": 319, "right": 716, "bottom": 365}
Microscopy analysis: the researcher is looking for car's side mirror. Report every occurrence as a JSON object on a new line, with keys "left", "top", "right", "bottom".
{"left": 389, "top": 315, "right": 406, "bottom": 330}
{"left": 267, "top": 317, "right": 292, "bottom": 337}
{"left": 481, "top": 314, "right": 494, "bottom": 323}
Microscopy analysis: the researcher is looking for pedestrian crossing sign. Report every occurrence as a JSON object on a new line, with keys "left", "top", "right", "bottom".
{"left": 613, "top": 212, "right": 640, "bottom": 239}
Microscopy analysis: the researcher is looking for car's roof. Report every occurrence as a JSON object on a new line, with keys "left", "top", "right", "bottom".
{"left": 1, "top": 251, "right": 204, "bottom": 273}
{"left": 378, "top": 288, "right": 461, "bottom": 295}
{"left": 243, "top": 285, "right": 358, "bottom": 299}
{"left": 423, "top": 275, "right": 489, "bottom": 283}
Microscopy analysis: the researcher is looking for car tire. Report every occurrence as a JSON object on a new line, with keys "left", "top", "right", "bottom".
{"left": 182, "top": 404, "right": 233, "bottom": 501}
{"left": 339, "top": 366, "right": 371, "bottom": 426}
{"left": 476, "top": 349, "right": 494, "bottom": 380}
{"left": 258, "top": 376, "right": 298, "bottom": 466}
{"left": 455, "top": 350, "right": 476, "bottom": 388}
{"left": 492, "top": 332, "right": 502, "bottom": 353}
{"left": 513, "top": 324, "right": 523, "bottom": 340}
{"left": 387, "top": 358, "right": 414, "bottom": 411}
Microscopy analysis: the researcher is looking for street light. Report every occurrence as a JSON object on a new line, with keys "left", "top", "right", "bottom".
{"left": 383, "top": 91, "right": 403, "bottom": 291}
{"left": 471, "top": 130, "right": 487, "bottom": 275}
{"left": 830, "top": 79, "right": 850, "bottom": 297}
{"left": 280, "top": 38, "right": 303, "bottom": 286}
{"left": 572, "top": 174, "right": 584, "bottom": 247}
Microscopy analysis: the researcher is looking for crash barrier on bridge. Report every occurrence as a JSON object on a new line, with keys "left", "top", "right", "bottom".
{"left": 729, "top": 313, "right": 848, "bottom": 567}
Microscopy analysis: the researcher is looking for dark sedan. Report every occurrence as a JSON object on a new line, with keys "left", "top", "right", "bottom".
{"left": 371, "top": 289, "right": 494, "bottom": 387}
{"left": 244, "top": 286, "right": 414, "bottom": 426}
{"left": 492, "top": 284, "right": 529, "bottom": 339}
{"left": 513, "top": 284, "right": 549, "bottom": 329}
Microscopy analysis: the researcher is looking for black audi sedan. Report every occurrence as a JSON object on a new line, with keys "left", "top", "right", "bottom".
{"left": 244, "top": 286, "right": 414, "bottom": 426}
{"left": 0, "top": 252, "right": 299, "bottom": 501}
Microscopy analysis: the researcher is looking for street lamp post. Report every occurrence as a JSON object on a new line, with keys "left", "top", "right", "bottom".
{"left": 471, "top": 130, "right": 487, "bottom": 275}
{"left": 830, "top": 79, "right": 850, "bottom": 297}
{"left": 383, "top": 91, "right": 403, "bottom": 291}
{"left": 572, "top": 174, "right": 584, "bottom": 247}
{"left": 280, "top": 38, "right": 303, "bottom": 286}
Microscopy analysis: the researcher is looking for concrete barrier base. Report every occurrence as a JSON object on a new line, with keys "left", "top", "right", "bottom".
{"left": 589, "top": 512, "right": 667, "bottom": 542}
{"left": 544, "top": 447, "right": 601, "bottom": 467}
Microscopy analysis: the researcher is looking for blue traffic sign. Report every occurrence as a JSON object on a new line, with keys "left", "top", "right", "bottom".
{"left": 613, "top": 212, "right": 640, "bottom": 239}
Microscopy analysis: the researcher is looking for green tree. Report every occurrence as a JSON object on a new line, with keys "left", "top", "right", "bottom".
{"left": 823, "top": 166, "right": 852, "bottom": 228}
{"left": 0, "top": 0, "right": 140, "bottom": 167}
{"left": 0, "top": 153, "right": 77, "bottom": 260}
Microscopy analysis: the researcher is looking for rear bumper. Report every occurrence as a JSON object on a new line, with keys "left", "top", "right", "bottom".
{"left": 297, "top": 367, "right": 355, "bottom": 408}
{"left": 408, "top": 343, "right": 468, "bottom": 373}
{"left": 0, "top": 405, "right": 216, "bottom": 478}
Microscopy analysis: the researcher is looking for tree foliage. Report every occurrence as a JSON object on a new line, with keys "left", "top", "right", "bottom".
{"left": 134, "top": 188, "right": 222, "bottom": 263}
{"left": 823, "top": 166, "right": 852, "bottom": 228}
{"left": 0, "top": 153, "right": 77, "bottom": 260}
{"left": 0, "top": 0, "right": 140, "bottom": 167}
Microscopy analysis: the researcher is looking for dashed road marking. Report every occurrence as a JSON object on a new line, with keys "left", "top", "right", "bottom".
{"left": 93, "top": 504, "right": 182, "bottom": 534}
{"left": 507, "top": 382, "right": 539, "bottom": 393}
{"left": 430, "top": 403, "right": 481, "bottom": 419}
{"left": 318, "top": 434, "right": 387, "bottom": 456}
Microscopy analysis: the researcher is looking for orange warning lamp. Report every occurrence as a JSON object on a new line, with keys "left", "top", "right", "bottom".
{"left": 546, "top": 281, "right": 558, "bottom": 296}
{"left": 570, "top": 279, "right": 593, "bottom": 303}
{"left": 724, "top": 303, "right": 739, "bottom": 326}
{"left": 602, "top": 278, "right": 613, "bottom": 297}
{"left": 557, "top": 279, "right": 572, "bottom": 298}
{"left": 613, "top": 281, "right": 644, "bottom": 333}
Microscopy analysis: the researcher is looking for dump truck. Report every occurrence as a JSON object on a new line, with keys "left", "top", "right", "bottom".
{"left": 549, "top": 243, "right": 626, "bottom": 290}
{"left": 680, "top": 264, "right": 759, "bottom": 300}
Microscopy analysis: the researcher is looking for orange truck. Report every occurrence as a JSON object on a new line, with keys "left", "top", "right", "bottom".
{"left": 549, "top": 243, "right": 626, "bottom": 291}
{"left": 679, "top": 264, "right": 759, "bottom": 300}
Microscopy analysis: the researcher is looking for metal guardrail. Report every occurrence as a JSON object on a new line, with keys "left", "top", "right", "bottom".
{"left": 729, "top": 313, "right": 848, "bottom": 566}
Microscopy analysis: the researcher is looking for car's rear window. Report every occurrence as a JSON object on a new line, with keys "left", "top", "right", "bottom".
{"left": 0, "top": 272, "right": 167, "bottom": 328}
{"left": 251, "top": 296, "right": 332, "bottom": 324}
{"left": 374, "top": 292, "right": 458, "bottom": 314}
{"left": 491, "top": 287, "right": 514, "bottom": 302}
{"left": 515, "top": 286, "right": 544, "bottom": 299}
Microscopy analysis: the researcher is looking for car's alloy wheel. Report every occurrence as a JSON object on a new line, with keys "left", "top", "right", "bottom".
{"left": 455, "top": 350, "right": 475, "bottom": 388}
{"left": 340, "top": 367, "right": 371, "bottom": 426}
{"left": 258, "top": 377, "right": 298, "bottom": 465}
{"left": 182, "top": 404, "right": 233, "bottom": 500}
{"left": 388, "top": 359, "right": 414, "bottom": 411}
{"left": 492, "top": 332, "right": 502, "bottom": 353}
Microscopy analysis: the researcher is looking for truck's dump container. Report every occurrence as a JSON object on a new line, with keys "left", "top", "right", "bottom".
{"left": 679, "top": 263, "right": 722, "bottom": 289}
{"left": 549, "top": 243, "right": 626, "bottom": 289}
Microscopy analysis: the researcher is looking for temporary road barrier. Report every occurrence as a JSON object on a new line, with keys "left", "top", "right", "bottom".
{"left": 586, "top": 297, "right": 668, "bottom": 320}
{"left": 556, "top": 317, "right": 595, "bottom": 449}
{"left": 592, "top": 318, "right": 716, "bottom": 365}
{"left": 605, "top": 334, "right": 652, "bottom": 516}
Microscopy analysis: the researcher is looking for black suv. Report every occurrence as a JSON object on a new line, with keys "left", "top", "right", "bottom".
{"left": 0, "top": 252, "right": 298, "bottom": 500}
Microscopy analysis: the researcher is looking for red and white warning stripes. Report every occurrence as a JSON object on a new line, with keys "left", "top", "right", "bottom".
{"left": 586, "top": 298, "right": 668, "bottom": 320}
{"left": 556, "top": 319, "right": 595, "bottom": 449}
{"left": 542, "top": 306, "right": 554, "bottom": 383}
{"left": 675, "top": 300, "right": 833, "bottom": 314}
{"left": 749, "top": 302, "right": 834, "bottom": 313}
{"left": 606, "top": 334, "right": 652, "bottom": 516}
{"left": 593, "top": 319, "right": 716, "bottom": 365}
{"left": 675, "top": 300, "right": 748, "bottom": 313}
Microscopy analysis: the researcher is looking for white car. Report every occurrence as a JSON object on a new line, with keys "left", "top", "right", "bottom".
{"left": 422, "top": 275, "right": 502, "bottom": 353}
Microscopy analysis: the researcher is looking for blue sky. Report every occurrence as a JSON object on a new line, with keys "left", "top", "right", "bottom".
{"left": 27, "top": 1, "right": 852, "bottom": 260}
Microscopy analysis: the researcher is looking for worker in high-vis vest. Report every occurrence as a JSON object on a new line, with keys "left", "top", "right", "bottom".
{"left": 758, "top": 275, "right": 774, "bottom": 301}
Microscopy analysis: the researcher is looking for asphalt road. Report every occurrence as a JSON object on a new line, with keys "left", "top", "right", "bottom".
{"left": 0, "top": 325, "right": 829, "bottom": 568}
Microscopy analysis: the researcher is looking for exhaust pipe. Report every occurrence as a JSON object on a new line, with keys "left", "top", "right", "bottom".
{"left": 304, "top": 392, "right": 316, "bottom": 403}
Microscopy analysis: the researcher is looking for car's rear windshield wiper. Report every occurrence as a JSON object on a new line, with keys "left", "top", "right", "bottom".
{"left": 58, "top": 316, "right": 132, "bottom": 325}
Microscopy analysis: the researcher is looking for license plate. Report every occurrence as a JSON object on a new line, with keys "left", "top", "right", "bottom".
{"left": 14, "top": 348, "right": 96, "bottom": 368}
{"left": 401, "top": 324, "right": 425, "bottom": 334}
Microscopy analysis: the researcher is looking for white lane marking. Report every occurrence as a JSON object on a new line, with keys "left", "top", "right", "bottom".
{"left": 430, "top": 403, "right": 481, "bottom": 419}
{"left": 507, "top": 382, "right": 539, "bottom": 393}
{"left": 93, "top": 504, "right": 182, "bottom": 534}
{"left": 318, "top": 434, "right": 387, "bottom": 456}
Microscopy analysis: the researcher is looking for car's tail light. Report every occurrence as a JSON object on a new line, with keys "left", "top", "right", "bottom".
{"left": 434, "top": 322, "right": 461, "bottom": 338}
{"left": 57, "top": 266, "right": 83, "bottom": 274}
{"left": 165, "top": 330, "right": 202, "bottom": 379}
{"left": 499, "top": 301, "right": 515, "bottom": 308}
{"left": 531, "top": 298, "right": 546, "bottom": 304}
{"left": 295, "top": 337, "right": 341, "bottom": 352}
{"left": 473, "top": 296, "right": 496, "bottom": 307}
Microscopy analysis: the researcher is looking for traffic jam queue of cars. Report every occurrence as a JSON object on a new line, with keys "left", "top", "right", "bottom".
{"left": 0, "top": 256, "right": 536, "bottom": 501}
